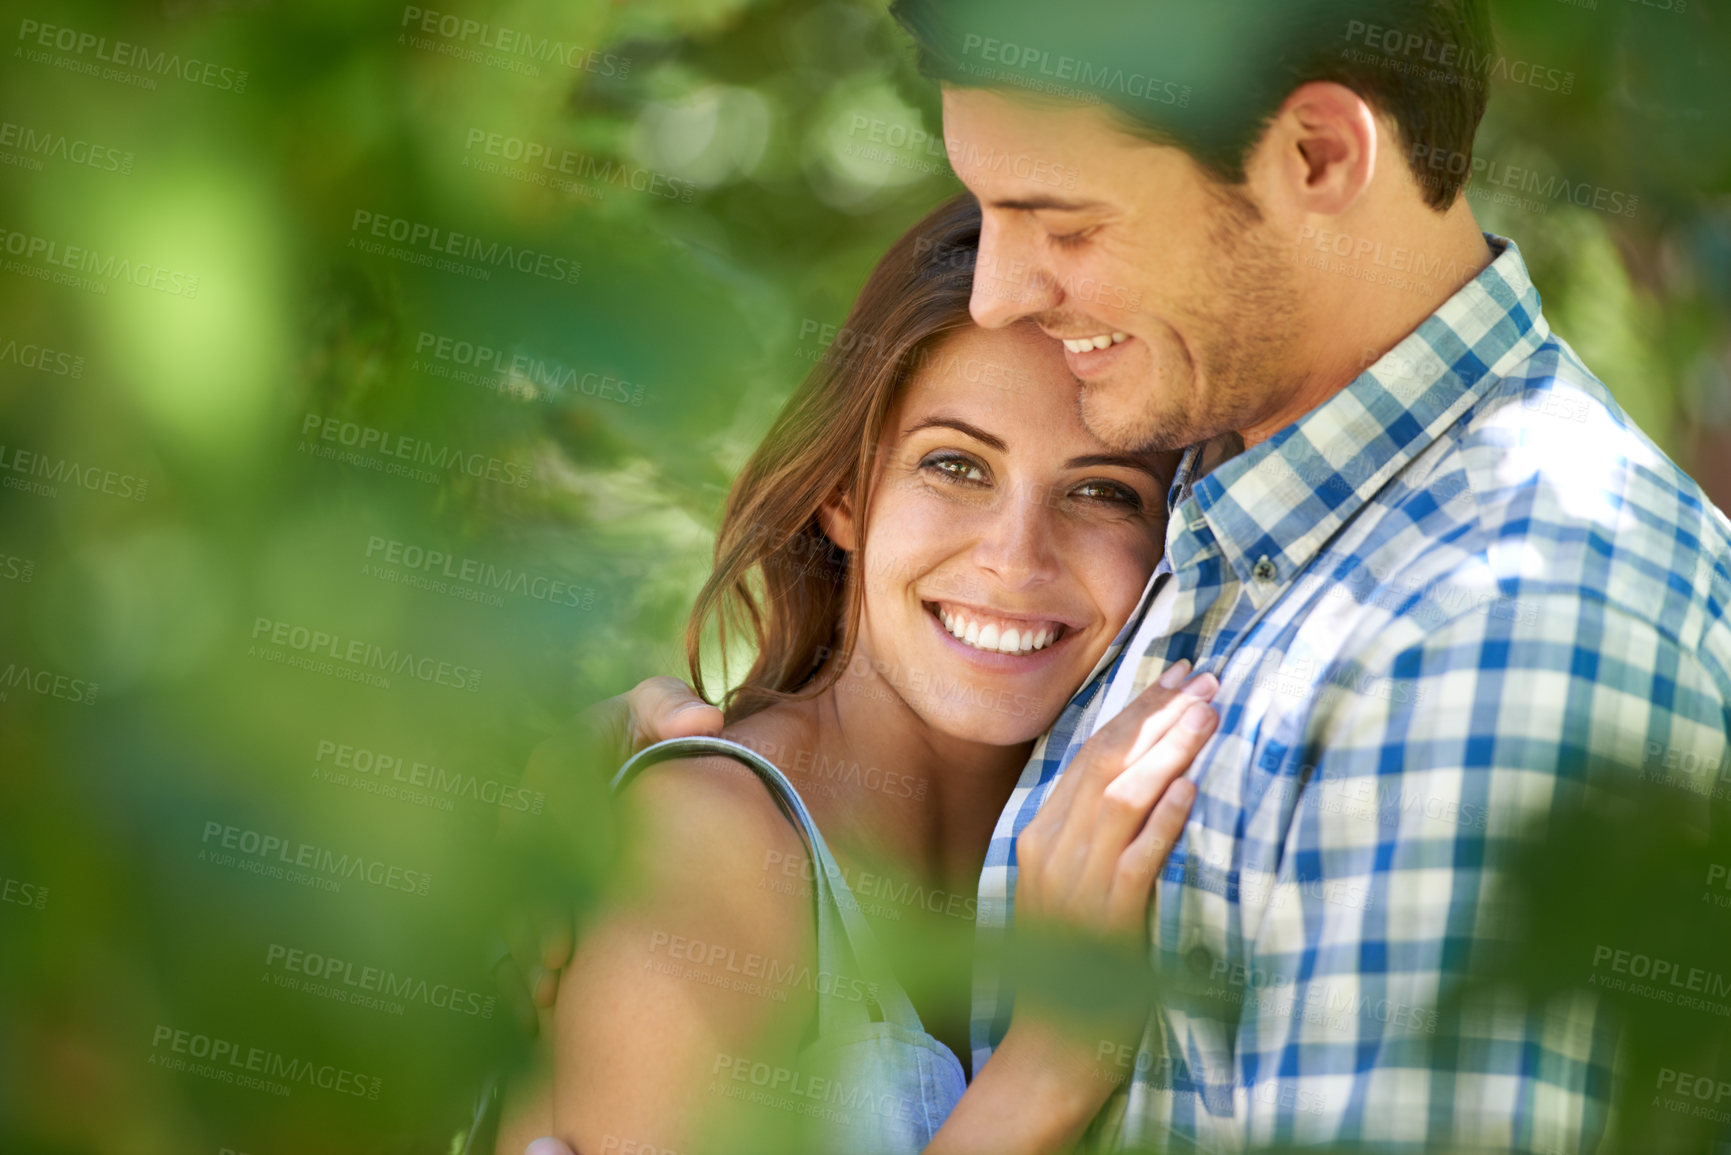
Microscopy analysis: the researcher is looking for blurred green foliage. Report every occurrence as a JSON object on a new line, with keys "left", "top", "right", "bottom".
{"left": 0, "top": 0, "right": 1727, "bottom": 1152}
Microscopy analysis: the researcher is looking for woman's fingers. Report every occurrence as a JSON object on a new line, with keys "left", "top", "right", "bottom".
{"left": 1032, "top": 673, "right": 1218, "bottom": 906}
{"left": 1107, "top": 775, "right": 1198, "bottom": 929}
{"left": 1067, "top": 697, "right": 1216, "bottom": 910}
{"left": 1102, "top": 702, "right": 1216, "bottom": 930}
{"left": 1111, "top": 670, "right": 1217, "bottom": 780}
{"left": 1038, "top": 661, "right": 1194, "bottom": 826}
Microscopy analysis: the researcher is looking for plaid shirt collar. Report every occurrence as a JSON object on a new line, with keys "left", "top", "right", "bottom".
{"left": 1165, "top": 233, "right": 1547, "bottom": 610}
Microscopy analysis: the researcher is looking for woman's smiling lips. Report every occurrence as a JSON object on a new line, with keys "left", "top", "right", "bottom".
{"left": 921, "top": 599, "right": 1080, "bottom": 672}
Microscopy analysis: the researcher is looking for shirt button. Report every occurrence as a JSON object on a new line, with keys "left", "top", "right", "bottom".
{"left": 1253, "top": 556, "right": 1278, "bottom": 583}
{"left": 1186, "top": 943, "right": 1215, "bottom": 977}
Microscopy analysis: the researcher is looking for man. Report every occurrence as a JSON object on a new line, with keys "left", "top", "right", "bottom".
{"left": 512, "top": 1, "right": 1731, "bottom": 1149}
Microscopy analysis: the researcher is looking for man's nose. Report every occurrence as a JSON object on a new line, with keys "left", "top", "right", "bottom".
{"left": 969, "top": 215, "right": 1060, "bottom": 329}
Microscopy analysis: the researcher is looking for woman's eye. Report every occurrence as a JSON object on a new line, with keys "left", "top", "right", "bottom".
{"left": 922, "top": 454, "right": 988, "bottom": 485}
{"left": 1072, "top": 479, "right": 1142, "bottom": 508}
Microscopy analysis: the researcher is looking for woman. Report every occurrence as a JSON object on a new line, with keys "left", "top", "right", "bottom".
{"left": 494, "top": 194, "right": 1218, "bottom": 1154}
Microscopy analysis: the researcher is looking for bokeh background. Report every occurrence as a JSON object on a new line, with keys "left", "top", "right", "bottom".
{"left": 0, "top": 1, "right": 1728, "bottom": 1152}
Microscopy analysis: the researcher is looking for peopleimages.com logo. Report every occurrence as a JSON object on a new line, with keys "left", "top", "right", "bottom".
{"left": 1342, "top": 20, "right": 1575, "bottom": 94}
{"left": 249, "top": 615, "right": 484, "bottom": 693}
{"left": 957, "top": 34, "right": 1192, "bottom": 107}
{"left": 149, "top": 1024, "right": 381, "bottom": 1098}
{"left": 399, "top": 6, "right": 630, "bottom": 78}
{"left": 16, "top": 18, "right": 249, "bottom": 92}
{"left": 349, "top": 210, "right": 580, "bottom": 285}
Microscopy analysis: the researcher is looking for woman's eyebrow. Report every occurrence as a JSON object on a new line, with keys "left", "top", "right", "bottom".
{"left": 904, "top": 416, "right": 1006, "bottom": 451}
{"left": 905, "top": 422, "right": 1161, "bottom": 479}
{"left": 1065, "top": 452, "right": 1164, "bottom": 477}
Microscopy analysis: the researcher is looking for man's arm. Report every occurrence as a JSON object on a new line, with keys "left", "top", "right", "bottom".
{"left": 1235, "top": 597, "right": 1729, "bottom": 1152}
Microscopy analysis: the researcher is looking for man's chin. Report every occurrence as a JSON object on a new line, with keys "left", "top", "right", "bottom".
{"left": 1078, "top": 379, "right": 1198, "bottom": 454}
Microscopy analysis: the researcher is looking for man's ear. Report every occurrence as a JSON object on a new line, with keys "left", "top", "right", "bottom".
{"left": 1253, "top": 80, "right": 1378, "bottom": 217}
{"left": 817, "top": 489, "right": 858, "bottom": 553}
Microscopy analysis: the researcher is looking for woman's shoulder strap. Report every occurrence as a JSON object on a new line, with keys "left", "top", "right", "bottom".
{"left": 612, "top": 736, "right": 819, "bottom": 847}
{"left": 611, "top": 736, "right": 920, "bottom": 1034}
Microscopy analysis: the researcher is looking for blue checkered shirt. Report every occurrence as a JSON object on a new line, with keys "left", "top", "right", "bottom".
{"left": 969, "top": 235, "right": 1731, "bottom": 1151}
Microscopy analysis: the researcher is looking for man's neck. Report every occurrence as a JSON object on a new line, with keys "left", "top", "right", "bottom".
{"left": 1238, "top": 199, "right": 1494, "bottom": 450}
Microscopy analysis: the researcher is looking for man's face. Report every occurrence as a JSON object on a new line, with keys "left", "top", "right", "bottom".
{"left": 943, "top": 86, "right": 1303, "bottom": 453}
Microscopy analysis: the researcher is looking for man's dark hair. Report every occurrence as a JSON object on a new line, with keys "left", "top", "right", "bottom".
{"left": 890, "top": 0, "right": 1492, "bottom": 211}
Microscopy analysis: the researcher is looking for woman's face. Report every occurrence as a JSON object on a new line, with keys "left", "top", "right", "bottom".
{"left": 835, "top": 321, "right": 1171, "bottom": 746}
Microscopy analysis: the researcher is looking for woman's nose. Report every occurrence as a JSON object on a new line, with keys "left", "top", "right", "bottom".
{"left": 971, "top": 482, "right": 1060, "bottom": 588}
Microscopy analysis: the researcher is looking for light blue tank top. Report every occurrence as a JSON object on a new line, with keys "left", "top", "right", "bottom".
{"left": 614, "top": 736, "right": 967, "bottom": 1155}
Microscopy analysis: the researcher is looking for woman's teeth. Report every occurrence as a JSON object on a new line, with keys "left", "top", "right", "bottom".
{"left": 936, "top": 606, "right": 1061, "bottom": 655}
{"left": 1062, "top": 332, "right": 1128, "bottom": 354}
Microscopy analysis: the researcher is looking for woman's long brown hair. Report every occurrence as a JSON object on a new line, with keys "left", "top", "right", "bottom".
{"left": 687, "top": 193, "right": 983, "bottom": 723}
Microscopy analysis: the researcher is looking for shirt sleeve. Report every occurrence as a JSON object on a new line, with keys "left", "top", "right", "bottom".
{"left": 1234, "top": 593, "right": 1731, "bottom": 1152}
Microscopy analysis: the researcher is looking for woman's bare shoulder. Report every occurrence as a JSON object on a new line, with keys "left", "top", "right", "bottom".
{"left": 611, "top": 746, "right": 816, "bottom": 953}
{"left": 498, "top": 750, "right": 821, "bottom": 1154}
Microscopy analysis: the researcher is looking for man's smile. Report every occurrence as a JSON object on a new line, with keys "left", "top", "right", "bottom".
{"left": 1058, "top": 331, "right": 1129, "bottom": 353}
